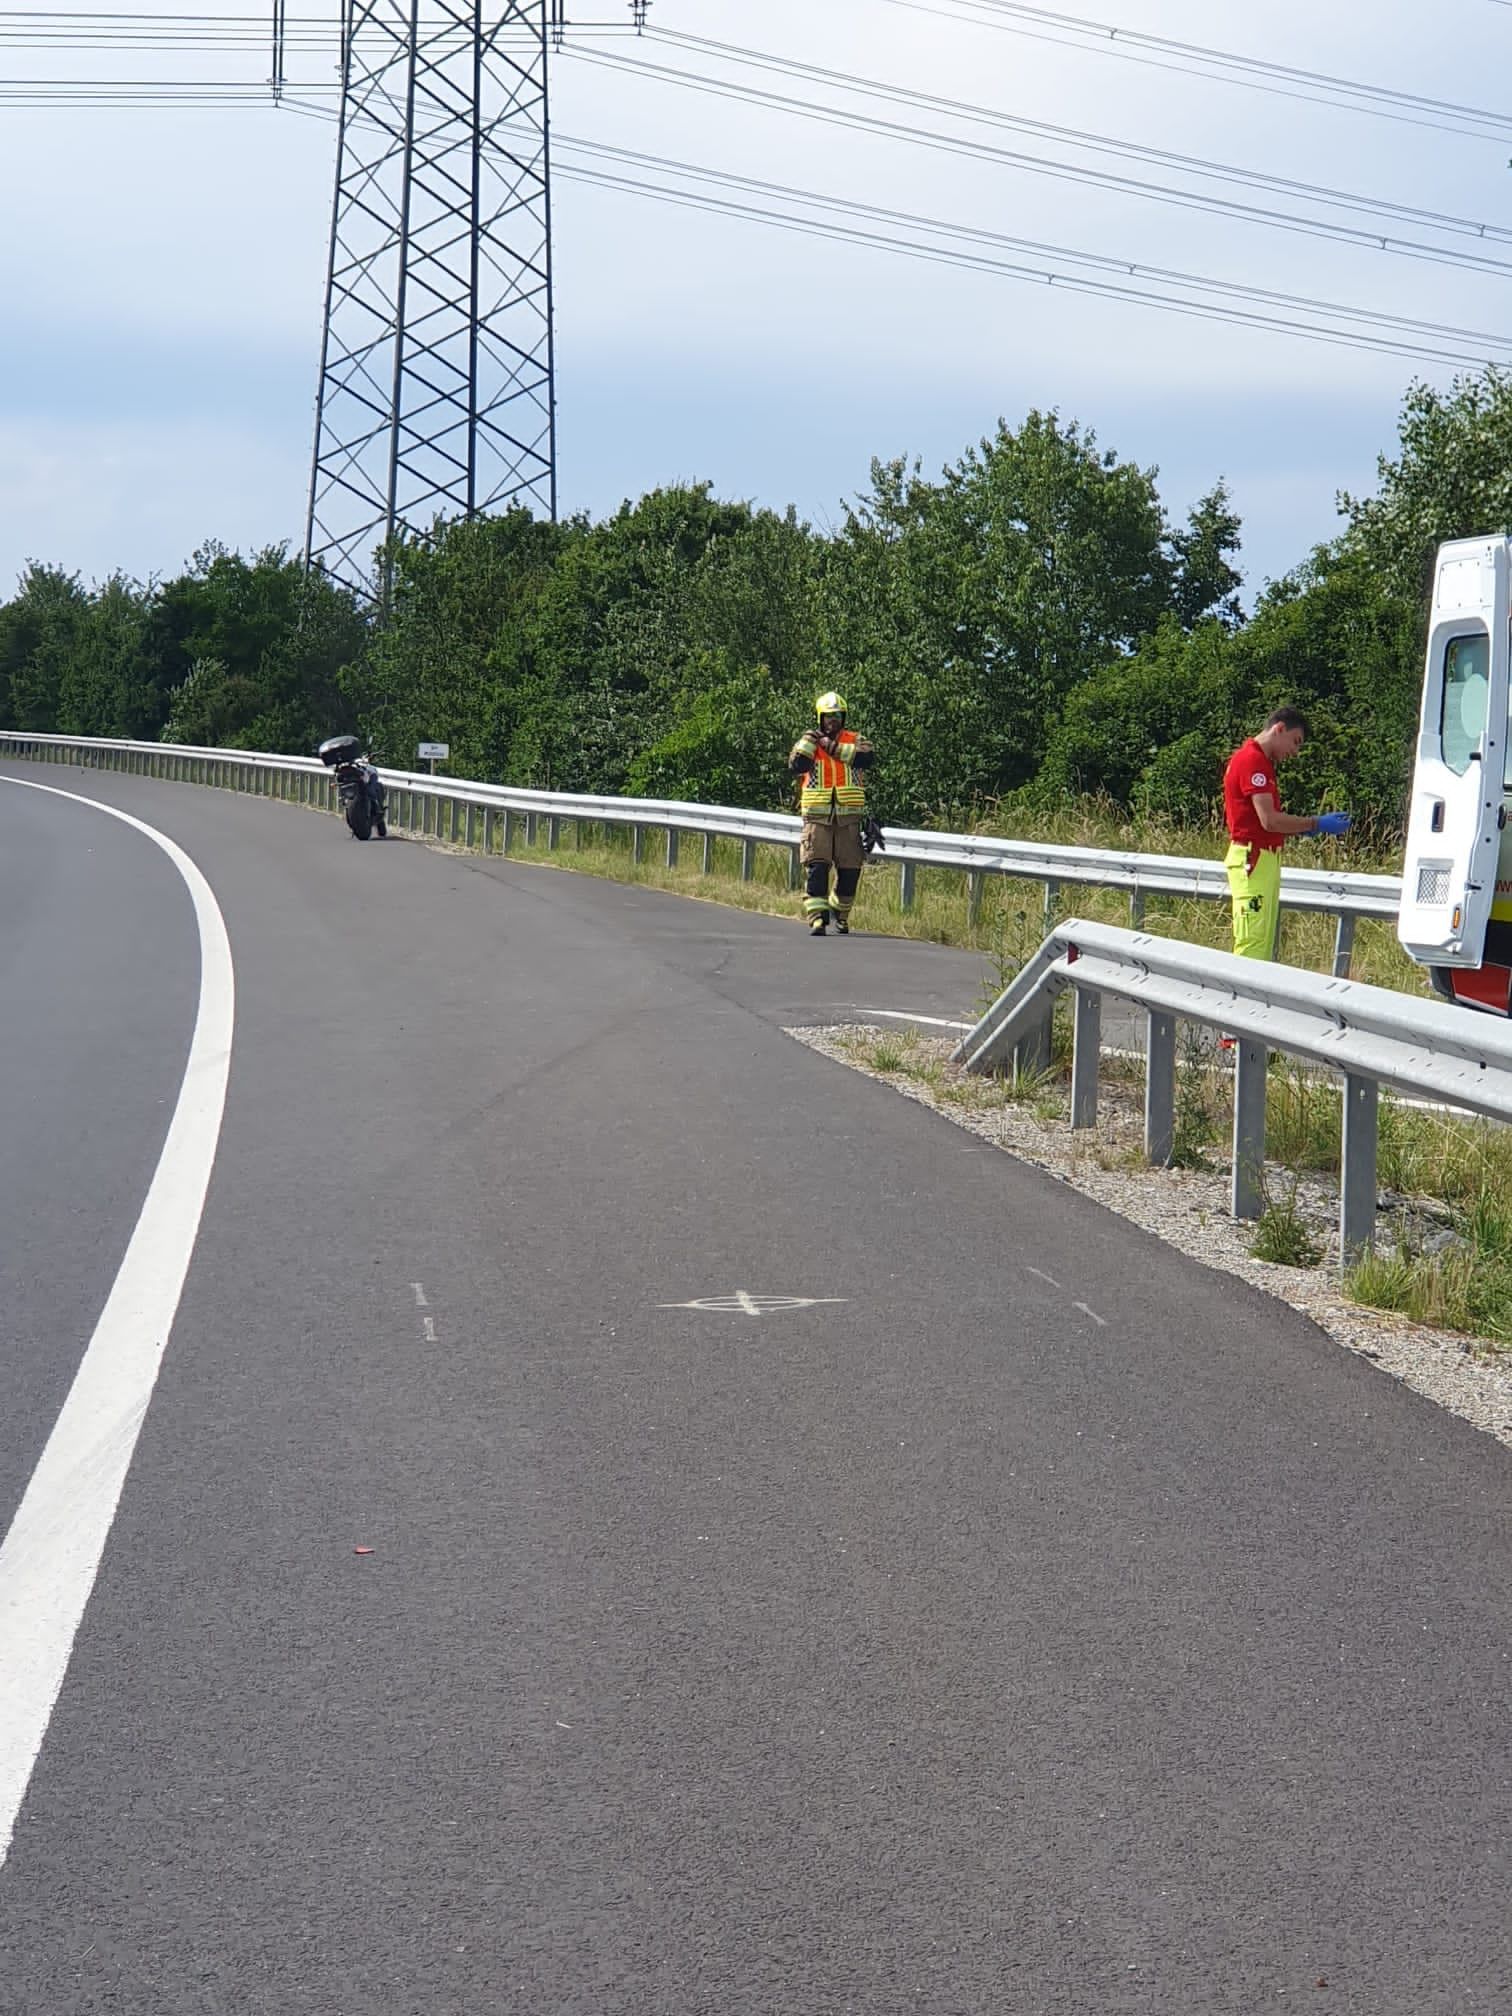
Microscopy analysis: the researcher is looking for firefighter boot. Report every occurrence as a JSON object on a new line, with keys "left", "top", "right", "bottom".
{"left": 832, "top": 866, "right": 860, "bottom": 935}
{"left": 804, "top": 864, "right": 832, "bottom": 936}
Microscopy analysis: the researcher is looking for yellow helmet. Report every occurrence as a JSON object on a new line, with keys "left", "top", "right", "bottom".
{"left": 815, "top": 691, "right": 847, "bottom": 720}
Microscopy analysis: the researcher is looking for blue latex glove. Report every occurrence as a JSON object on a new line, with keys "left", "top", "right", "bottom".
{"left": 1314, "top": 811, "right": 1351, "bottom": 837}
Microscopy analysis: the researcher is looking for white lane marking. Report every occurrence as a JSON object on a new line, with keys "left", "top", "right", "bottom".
{"left": 422, "top": 1317, "right": 437, "bottom": 1343}
{"left": 852, "top": 1007, "right": 973, "bottom": 1031}
{"left": 410, "top": 1283, "right": 429, "bottom": 1308}
{"left": 1073, "top": 1302, "right": 1108, "bottom": 1328}
{"left": 1026, "top": 1266, "right": 1061, "bottom": 1289}
{"left": 0, "top": 777, "right": 235, "bottom": 1870}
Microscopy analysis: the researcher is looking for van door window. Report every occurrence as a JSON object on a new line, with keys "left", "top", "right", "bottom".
{"left": 1441, "top": 633, "right": 1490, "bottom": 777}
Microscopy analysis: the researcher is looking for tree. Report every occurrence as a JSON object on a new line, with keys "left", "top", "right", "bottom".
{"left": 1226, "top": 548, "right": 1419, "bottom": 828}
{"left": 1340, "top": 365, "right": 1512, "bottom": 603}
{"left": 819, "top": 413, "right": 1239, "bottom": 816}
{"left": 1170, "top": 482, "right": 1244, "bottom": 630}
{"left": 56, "top": 574, "right": 160, "bottom": 738}
{"left": 1034, "top": 616, "right": 1236, "bottom": 814}
{"left": 1, "top": 564, "right": 90, "bottom": 731}
{"left": 152, "top": 544, "right": 367, "bottom": 752}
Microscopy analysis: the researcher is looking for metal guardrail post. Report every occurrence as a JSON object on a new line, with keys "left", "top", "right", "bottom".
{"left": 631, "top": 825, "right": 645, "bottom": 864}
{"left": 1016, "top": 1007, "right": 1054, "bottom": 1084}
{"left": 1332, "top": 915, "right": 1356, "bottom": 979}
{"left": 742, "top": 838, "right": 756, "bottom": 882}
{"left": 465, "top": 804, "right": 477, "bottom": 850}
{"left": 1340, "top": 1074, "right": 1379, "bottom": 1259}
{"left": 525, "top": 811, "right": 538, "bottom": 847}
{"left": 482, "top": 807, "right": 495, "bottom": 854}
{"left": 1043, "top": 879, "right": 1060, "bottom": 932}
{"left": 503, "top": 808, "right": 515, "bottom": 853}
{"left": 899, "top": 860, "right": 916, "bottom": 911}
{"left": 666, "top": 827, "right": 680, "bottom": 868}
{"left": 1145, "top": 1011, "right": 1175, "bottom": 1166}
{"left": 1231, "top": 1039, "right": 1268, "bottom": 1220}
{"left": 1129, "top": 890, "right": 1146, "bottom": 928}
{"left": 1070, "top": 987, "right": 1101, "bottom": 1128}
{"left": 788, "top": 845, "right": 801, "bottom": 890}
{"left": 450, "top": 801, "right": 461, "bottom": 844}
{"left": 702, "top": 833, "right": 715, "bottom": 875}
{"left": 967, "top": 870, "right": 983, "bottom": 928}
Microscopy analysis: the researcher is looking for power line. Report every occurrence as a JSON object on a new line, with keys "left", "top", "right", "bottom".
{"left": 651, "top": 28, "right": 1512, "bottom": 253}
{"left": 552, "top": 150, "right": 1503, "bottom": 370}
{"left": 0, "top": 8, "right": 643, "bottom": 53}
{"left": 872, "top": 0, "right": 1512, "bottom": 142}
{"left": 4, "top": 53, "right": 1502, "bottom": 368}
{"left": 552, "top": 134, "right": 1512, "bottom": 370}
{"left": 568, "top": 43, "right": 1512, "bottom": 282}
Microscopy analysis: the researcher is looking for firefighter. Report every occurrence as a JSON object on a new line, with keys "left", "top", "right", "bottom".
{"left": 789, "top": 691, "right": 875, "bottom": 936}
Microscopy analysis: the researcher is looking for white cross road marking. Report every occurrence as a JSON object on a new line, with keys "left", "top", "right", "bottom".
{"left": 1026, "top": 1266, "right": 1062, "bottom": 1289}
{"left": 1074, "top": 1302, "right": 1108, "bottom": 1328}
{"left": 659, "top": 1293, "right": 850, "bottom": 1317}
{"left": 411, "top": 1283, "right": 429, "bottom": 1308}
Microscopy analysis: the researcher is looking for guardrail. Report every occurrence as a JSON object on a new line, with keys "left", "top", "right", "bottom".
{"left": 0, "top": 731, "right": 1402, "bottom": 973}
{"left": 953, "top": 919, "right": 1512, "bottom": 1262}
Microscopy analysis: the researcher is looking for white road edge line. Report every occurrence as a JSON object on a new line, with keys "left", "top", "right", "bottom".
{"left": 852, "top": 1008, "right": 974, "bottom": 1031}
{"left": 0, "top": 778, "right": 235, "bottom": 1870}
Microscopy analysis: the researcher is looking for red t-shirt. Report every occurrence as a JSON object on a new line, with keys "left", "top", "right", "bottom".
{"left": 1224, "top": 737, "right": 1282, "bottom": 851}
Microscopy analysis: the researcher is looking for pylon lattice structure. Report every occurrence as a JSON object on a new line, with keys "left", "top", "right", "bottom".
{"left": 305, "top": 0, "right": 558, "bottom": 590}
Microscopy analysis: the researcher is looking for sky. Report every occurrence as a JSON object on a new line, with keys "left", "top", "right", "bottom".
{"left": 5, "top": 0, "right": 1512, "bottom": 605}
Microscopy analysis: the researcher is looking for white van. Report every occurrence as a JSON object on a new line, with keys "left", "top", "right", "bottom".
{"left": 1397, "top": 535, "right": 1512, "bottom": 1015}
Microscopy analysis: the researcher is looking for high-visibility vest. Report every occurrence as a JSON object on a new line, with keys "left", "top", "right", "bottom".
{"left": 793, "top": 728, "right": 867, "bottom": 816}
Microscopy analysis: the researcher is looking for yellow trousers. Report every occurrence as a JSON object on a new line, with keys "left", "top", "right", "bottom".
{"left": 1224, "top": 843, "right": 1281, "bottom": 960}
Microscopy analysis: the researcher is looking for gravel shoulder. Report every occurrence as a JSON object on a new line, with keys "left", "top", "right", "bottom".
{"left": 790, "top": 1022, "right": 1512, "bottom": 1455}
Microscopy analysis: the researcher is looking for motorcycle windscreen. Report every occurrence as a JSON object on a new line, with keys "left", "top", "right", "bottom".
{"left": 1398, "top": 538, "right": 1512, "bottom": 968}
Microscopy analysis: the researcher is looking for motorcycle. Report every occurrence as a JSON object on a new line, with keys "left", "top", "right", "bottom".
{"left": 317, "top": 735, "right": 387, "bottom": 841}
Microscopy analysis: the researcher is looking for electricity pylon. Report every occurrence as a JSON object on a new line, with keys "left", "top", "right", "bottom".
{"left": 306, "top": 0, "right": 643, "bottom": 590}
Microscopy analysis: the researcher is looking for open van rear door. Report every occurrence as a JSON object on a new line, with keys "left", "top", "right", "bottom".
{"left": 1398, "top": 536, "right": 1511, "bottom": 968}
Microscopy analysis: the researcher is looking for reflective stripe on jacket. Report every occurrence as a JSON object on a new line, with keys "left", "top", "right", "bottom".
{"left": 790, "top": 727, "right": 868, "bottom": 815}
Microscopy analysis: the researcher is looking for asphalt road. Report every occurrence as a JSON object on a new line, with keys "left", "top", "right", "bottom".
{"left": 2, "top": 767, "right": 1510, "bottom": 2016}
